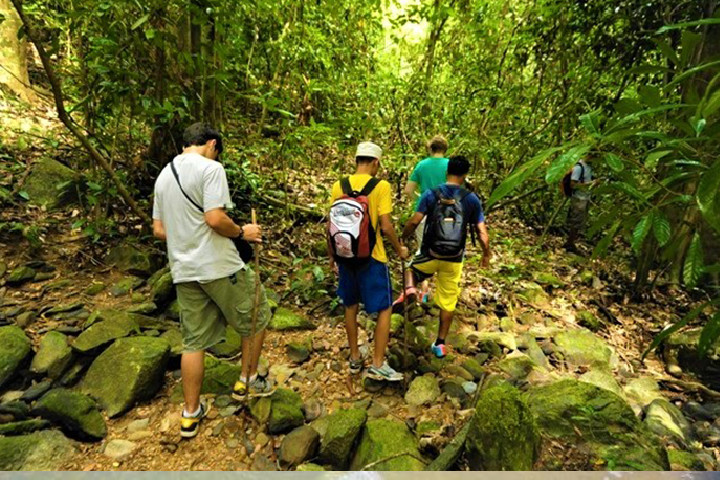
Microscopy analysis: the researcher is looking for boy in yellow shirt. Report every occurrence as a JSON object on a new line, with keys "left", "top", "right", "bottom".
{"left": 329, "top": 142, "right": 408, "bottom": 381}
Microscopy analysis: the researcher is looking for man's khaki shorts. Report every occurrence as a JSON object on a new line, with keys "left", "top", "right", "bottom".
{"left": 176, "top": 267, "right": 270, "bottom": 353}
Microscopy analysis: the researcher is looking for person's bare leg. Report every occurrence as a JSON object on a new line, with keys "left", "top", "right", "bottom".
{"left": 241, "top": 329, "right": 266, "bottom": 381}
{"left": 181, "top": 351, "right": 204, "bottom": 414}
{"left": 372, "top": 307, "right": 392, "bottom": 368}
{"left": 344, "top": 304, "right": 360, "bottom": 360}
{"left": 437, "top": 309, "right": 454, "bottom": 342}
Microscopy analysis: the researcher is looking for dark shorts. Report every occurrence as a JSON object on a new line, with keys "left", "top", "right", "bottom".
{"left": 567, "top": 196, "right": 589, "bottom": 235}
{"left": 337, "top": 258, "right": 392, "bottom": 314}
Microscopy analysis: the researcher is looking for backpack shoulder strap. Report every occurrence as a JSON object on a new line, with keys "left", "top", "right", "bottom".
{"left": 359, "top": 177, "right": 380, "bottom": 197}
{"left": 170, "top": 161, "right": 203, "bottom": 213}
{"left": 340, "top": 177, "right": 352, "bottom": 196}
{"left": 578, "top": 162, "right": 585, "bottom": 183}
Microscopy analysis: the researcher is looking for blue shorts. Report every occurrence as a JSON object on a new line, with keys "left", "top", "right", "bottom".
{"left": 337, "top": 258, "right": 392, "bottom": 314}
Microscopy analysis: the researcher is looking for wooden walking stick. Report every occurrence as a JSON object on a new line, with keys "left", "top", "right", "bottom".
{"left": 246, "top": 208, "right": 261, "bottom": 403}
{"left": 401, "top": 241, "right": 411, "bottom": 388}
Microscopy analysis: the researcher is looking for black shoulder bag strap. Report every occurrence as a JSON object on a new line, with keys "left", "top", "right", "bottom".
{"left": 457, "top": 188, "right": 478, "bottom": 248}
{"left": 359, "top": 177, "right": 380, "bottom": 197}
{"left": 170, "top": 161, "right": 203, "bottom": 213}
{"left": 340, "top": 177, "right": 353, "bottom": 196}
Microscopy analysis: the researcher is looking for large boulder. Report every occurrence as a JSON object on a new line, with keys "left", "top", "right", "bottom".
{"left": 171, "top": 357, "right": 241, "bottom": 402}
{"left": 350, "top": 419, "right": 424, "bottom": 471}
{"left": 644, "top": 398, "right": 692, "bottom": 446}
{"left": 526, "top": 379, "right": 669, "bottom": 470}
{"left": 553, "top": 329, "right": 616, "bottom": 369}
{"left": 269, "top": 307, "right": 316, "bottom": 331}
{"left": 149, "top": 270, "right": 174, "bottom": 307}
{"left": 81, "top": 336, "right": 170, "bottom": 417}
{"left": 311, "top": 408, "right": 367, "bottom": 469}
{"left": 279, "top": 425, "right": 320, "bottom": 467}
{"left": 23, "top": 158, "right": 77, "bottom": 209}
{"left": 105, "top": 244, "right": 159, "bottom": 276}
{"left": 72, "top": 310, "right": 140, "bottom": 354}
{"left": 465, "top": 384, "right": 539, "bottom": 470}
{"left": 268, "top": 388, "right": 305, "bottom": 434}
{"left": 209, "top": 326, "right": 242, "bottom": 357}
{"left": 0, "top": 430, "right": 75, "bottom": 470}
{"left": 33, "top": 389, "right": 106, "bottom": 441}
{"left": 664, "top": 327, "right": 720, "bottom": 390}
{"left": 30, "top": 331, "right": 72, "bottom": 379}
{"left": 404, "top": 375, "right": 440, "bottom": 406}
{"left": 0, "top": 326, "right": 32, "bottom": 389}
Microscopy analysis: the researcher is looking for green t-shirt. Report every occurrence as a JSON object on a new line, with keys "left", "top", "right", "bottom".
{"left": 409, "top": 157, "right": 449, "bottom": 207}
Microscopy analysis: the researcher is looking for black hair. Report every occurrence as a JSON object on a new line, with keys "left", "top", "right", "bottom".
{"left": 356, "top": 155, "right": 377, "bottom": 164}
{"left": 448, "top": 155, "right": 471, "bottom": 176}
{"left": 182, "top": 122, "right": 224, "bottom": 154}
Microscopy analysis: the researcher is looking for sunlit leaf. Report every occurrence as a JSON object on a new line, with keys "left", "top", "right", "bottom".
{"left": 545, "top": 145, "right": 591, "bottom": 185}
{"left": 653, "top": 212, "right": 671, "bottom": 247}
{"left": 683, "top": 234, "right": 704, "bottom": 289}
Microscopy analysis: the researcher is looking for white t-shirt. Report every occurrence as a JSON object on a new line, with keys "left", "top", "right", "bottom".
{"left": 152, "top": 153, "right": 244, "bottom": 283}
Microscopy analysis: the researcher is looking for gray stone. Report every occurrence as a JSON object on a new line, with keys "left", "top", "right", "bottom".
{"left": 579, "top": 370, "right": 622, "bottom": 397}
{"left": 126, "top": 418, "right": 150, "bottom": 434}
{"left": 20, "top": 380, "right": 53, "bottom": 402}
{"left": 645, "top": 398, "right": 692, "bottom": 445}
{"left": 0, "top": 326, "right": 32, "bottom": 389}
{"left": 72, "top": 310, "right": 140, "bottom": 354}
{"left": 30, "top": 331, "right": 72, "bottom": 379}
{"left": 554, "top": 329, "right": 616, "bottom": 369}
{"left": 498, "top": 351, "right": 538, "bottom": 381}
{"left": 624, "top": 377, "right": 663, "bottom": 413}
{"left": 461, "top": 357, "right": 485, "bottom": 381}
{"left": 0, "top": 430, "right": 75, "bottom": 470}
{"left": 279, "top": 425, "right": 320, "bottom": 467}
{"left": 33, "top": 389, "right": 106, "bottom": 441}
{"left": 15, "top": 311, "right": 37, "bottom": 328}
{"left": 127, "top": 302, "right": 157, "bottom": 314}
{"left": 0, "top": 419, "right": 50, "bottom": 436}
{"left": 287, "top": 340, "right": 311, "bottom": 364}
{"left": 404, "top": 375, "right": 440, "bottom": 406}
{"left": 106, "top": 245, "right": 158, "bottom": 276}
{"left": 109, "top": 277, "right": 145, "bottom": 296}
{"left": 81, "top": 336, "right": 170, "bottom": 417}
{"left": 104, "top": 439, "right": 136, "bottom": 460}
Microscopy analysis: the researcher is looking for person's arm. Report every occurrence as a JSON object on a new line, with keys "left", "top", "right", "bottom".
{"left": 402, "top": 212, "right": 424, "bottom": 241}
{"left": 404, "top": 180, "right": 418, "bottom": 198}
{"left": 380, "top": 214, "right": 408, "bottom": 259}
{"left": 204, "top": 208, "right": 262, "bottom": 242}
{"left": 153, "top": 219, "right": 166, "bottom": 241}
{"left": 476, "top": 221, "right": 491, "bottom": 268}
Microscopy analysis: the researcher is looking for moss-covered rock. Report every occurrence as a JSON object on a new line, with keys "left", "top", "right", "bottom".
{"left": 160, "top": 328, "right": 183, "bottom": 356}
{"left": 24, "top": 158, "right": 77, "bottom": 209}
{"left": 465, "top": 384, "right": 539, "bottom": 470}
{"left": 81, "top": 336, "right": 170, "bottom": 417}
{"left": 33, "top": 389, "right": 106, "bottom": 441}
{"left": 526, "top": 379, "right": 669, "bottom": 470}
{"left": 172, "top": 357, "right": 241, "bottom": 402}
{"left": 249, "top": 396, "right": 272, "bottom": 424}
{"left": 30, "top": 331, "right": 72, "bottom": 379}
{"left": 84, "top": 282, "right": 106, "bottom": 295}
{"left": 644, "top": 398, "right": 692, "bottom": 446}
{"left": 668, "top": 449, "right": 705, "bottom": 471}
{"left": 553, "top": 329, "right": 616, "bottom": 369}
{"left": 149, "top": 270, "right": 174, "bottom": 307}
{"left": 296, "top": 463, "right": 325, "bottom": 471}
{"left": 109, "top": 277, "right": 144, "bottom": 296}
{"left": 578, "top": 370, "right": 622, "bottom": 397}
{"left": 6, "top": 266, "right": 36, "bottom": 285}
{"left": 268, "top": 388, "right": 305, "bottom": 434}
{"left": 0, "top": 430, "right": 75, "bottom": 470}
{"left": 461, "top": 357, "right": 485, "bottom": 381}
{"left": 209, "top": 326, "right": 242, "bottom": 357}
{"left": 0, "top": 325, "right": 32, "bottom": 389}
{"left": 279, "top": 425, "right": 320, "bottom": 467}
{"left": 576, "top": 310, "right": 602, "bottom": 331}
{"left": 350, "top": 419, "right": 424, "bottom": 471}
{"left": 106, "top": 244, "right": 159, "bottom": 276}
{"left": 72, "top": 311, "right": 139, "bottom": 354}
{"left": 404, "top": 375, "right": 440, "bottom": 406}
{"left": 269, "top": 307, "right": 316, "bottom": 331}
{"left": 498, "top": 351, "right": 539, "bottom": 381}
{"left": 312, "top": 408, "right": 367, "bottom": 469}
{"left": 0, "top": 419, "right": 50, "bottom": 436}
{"left": 286, "top": 338, "right": 312, "bottom": 364}
{"left": 623, "top": 377, "right": 663, "bottom": 413}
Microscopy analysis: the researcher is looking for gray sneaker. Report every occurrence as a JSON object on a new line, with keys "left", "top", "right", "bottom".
{"left": 366, "top": 361, "right": 404, "bottom": 382}
{"left": 249, "top": 375, "right": 274, "bottom": 397}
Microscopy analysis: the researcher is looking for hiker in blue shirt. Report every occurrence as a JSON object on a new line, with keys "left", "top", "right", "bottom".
{"left": 565, "top": 158, "right": 594, "bottom": 253}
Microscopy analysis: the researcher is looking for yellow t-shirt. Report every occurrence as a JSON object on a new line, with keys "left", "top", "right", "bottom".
{"left": 330, "top": 174, "right": 392, "bottom": 263}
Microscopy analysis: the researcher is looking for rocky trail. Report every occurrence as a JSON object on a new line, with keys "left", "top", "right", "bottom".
{"left": 2, "top": 164, "right": 720, "bottom": 472}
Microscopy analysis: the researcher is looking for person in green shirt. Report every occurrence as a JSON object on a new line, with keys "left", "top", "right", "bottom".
{"left": 400, "top": 135, "right": 449, "bottom": 304}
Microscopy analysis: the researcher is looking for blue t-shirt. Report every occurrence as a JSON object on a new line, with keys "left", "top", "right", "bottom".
{"left": 417, "top": 183, "right": 485, "bottom": 224}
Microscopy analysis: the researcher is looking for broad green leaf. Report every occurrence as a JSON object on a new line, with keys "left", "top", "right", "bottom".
{"left": 652, "top": 40, "right": 679, "bottom": 65}
{"left": 657, "top": 18, "right": 720, "bottom": 34}
{"left": 642, "top": 298, "right": 720, "bottom": 360}
{"left": 605, "top": 153, "right": 624, "bottom": 172}
{"left": 645, "top": 150, "right": 671, "bottom": 170}
{"left": 487, "top": 146, "right": 566, "bottom": 207}
{"left": 653, "top": 212, "right": 671, "bottom": 247}
{"left": 697, "top": 160, "right": 720, "bottom": 233}
{"left": 702, "top": 89, "right": 720, "bottom": 117}
{"left": 579, "top": 111, "right": 601, "bottom": 137}
{"left": 609, "top": 182, "right": 647, "bottom": 203}
{"left": 632, "top": 214, "right": 652, "bottom": 253}
{"left": 683, "top": 234, "right": 704, "bottom": 289}
{"left": 699, "top": 312, "right": 720, "bottom": 358}
{"left": 680, "top": 31, "right": 703, "bottom": 68}
{"left": 606, "top": 104, "right": 692, "bottom": 134}
{"left": 18, "top": 191, "right": 29, "bottom": 200}
{"left": 545, "top": 145, "right": 591, "bottom": 185}
{"left": 638, "top": 85, "right": 662, "bottom": 108}
{"left": 131, "top": 14, "right": 150, "bottom": 30}
{"left": 666, "top": 61, "right": 720, "bottom": 90}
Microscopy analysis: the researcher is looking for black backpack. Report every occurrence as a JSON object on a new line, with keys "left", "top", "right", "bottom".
{"left": 423, "top": 187, "right": 474, "bottom": 260}
{"left": 561, "top": 161, "right": 585, "bottom": 197}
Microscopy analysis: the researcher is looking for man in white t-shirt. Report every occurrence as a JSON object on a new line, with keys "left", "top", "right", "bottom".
{"left": 152, "top": 123, "right": 270, "bottom": 438}
{"left": 565, "top": 158, "right": 594, "bottom": 253}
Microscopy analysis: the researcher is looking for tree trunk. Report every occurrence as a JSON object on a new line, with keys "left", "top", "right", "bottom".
{"left": 202, "top": 9, "right": 216, "bottom": 124}
{"left": 190, "top": 0, "right": 204, "bottom": 120}
{"left": 0, "top": 0, "right": 35, "bottom": 101}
